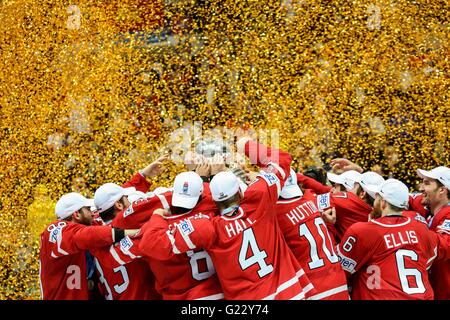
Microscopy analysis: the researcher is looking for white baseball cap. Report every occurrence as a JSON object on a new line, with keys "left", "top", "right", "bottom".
{"left": 55, "top": 192, "right": 94, "bottom": 220}
{"left": 153, "top": 186, "right": 172, "bottom": 195}
{"left": 366, "top": 178, "right": 409, "bottom": 209}
{"left": 94, "top": 183, "right": 136, "bottom": 213}
{"left": 172, "top": 172, "right": 203, "bottom": 209}
{"left": 327, "top": 170, "right": 361, "bottom": 191}
{"left": 417, "top": 166, "right": 450, "bottom": 190}
{"left": 128, "top": 190, "right": 147, "bottom": 203}
{"left": 280, "top": 168, "right": 303, "bottom": 199}
{"left": 210, "top": 171, "right": 241, "bottom": 202}
{"left": 355, "top": 171, "right": 385, "bottom": 199}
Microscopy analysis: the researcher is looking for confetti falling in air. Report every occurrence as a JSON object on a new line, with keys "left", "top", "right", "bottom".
{"left": 0, "top": 0, "right": 448, "bottom": 299}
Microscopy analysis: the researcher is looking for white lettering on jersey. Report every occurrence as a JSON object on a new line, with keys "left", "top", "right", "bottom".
{"left": 317, "top": 193, "right": 331, "bottom": 212}
{"left": 383, "top": 230, "right": 418, "bottom": 249}
{"left": 225, "top": 218, "right": 255, "bottom": 238}
{"left": 66, "top": 265, "right": 81, "bottom": 290}
{"left": 286, "top": 201, "right": 318, "bottom": 225}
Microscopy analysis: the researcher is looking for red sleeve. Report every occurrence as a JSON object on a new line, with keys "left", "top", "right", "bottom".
{"left": 436, "top": 233, "right": 450, "bottom": 261}
{"left": 408, "top": 194, "right": 429, "bottom": 218}
{"left": 297, "top": 173, "right": 331, "bottom": 194}
{"left": 243, "top": 140, "right": 292, "bottom": 202}
{"left": 337, "top": 223, "right": 374, "bottom": 275}
{"left": 91, "top": 234, "right": 144, "bottom": 268}
{"left": 122, "top": 172, "right": 151, "bottom": 193}
{"left": 45, "top": 222, "right": 115, "bottom": 258}
{"left": 138, "top": 215, "right": 216, "bottom": 261}
{"left": 112, "top": 193, "right": 171, "bottom": 229}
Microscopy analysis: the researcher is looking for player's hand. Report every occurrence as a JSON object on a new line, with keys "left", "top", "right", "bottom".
{"left": 330, "top": 158, "right": 363, "bottom": 174}
{"left": 321, "top": 208, "right": 337, "bottom": 224}
{"left": 244, "top": 171, "right": 259, "bottom": 185}
{"left": 141, "top": 154, "right": 169, "bottom": 177}
{"left": 153, "top": 208, "right": 171, "bottom": 218}
{"left": 195, "top": 158, "right": 211, "bottom": 177}
{"left": 210, "top": 154, "right": 226, "bottom": 175}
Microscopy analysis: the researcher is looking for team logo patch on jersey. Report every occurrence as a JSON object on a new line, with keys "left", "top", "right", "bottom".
{"left": 123, "top": 205, "right": 134, "bottom": 218}
{"left": 439, "top": 219, "right": 450, "bottom": 232}
{"left": 317, "top": 193, "right": 331, "bottom": 211}
{"left": 119, "top": 236, "right": 133, "bottom": 251}
{"left": 178, "top": 219, "right": 194, "bottom": 236}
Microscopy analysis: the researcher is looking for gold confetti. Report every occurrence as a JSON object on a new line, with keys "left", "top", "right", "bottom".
{"left": 0, "top": 0, "right": 448, "bottom": 299}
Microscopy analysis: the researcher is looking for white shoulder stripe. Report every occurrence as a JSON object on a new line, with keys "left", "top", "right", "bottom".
{"left": 166, "top": 230, "right": 181, "bottom": 254}
{"left": 110, "top": 246, "right": 126, "bottom": 265}
{"left": 56, "top": 228, "right": 69, "bottom": 256}
{"left": 156, "top": 194, "right": 170, "bottom": 210}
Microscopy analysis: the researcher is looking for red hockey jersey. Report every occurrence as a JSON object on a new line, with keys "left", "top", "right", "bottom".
{"left": 275, "top": 196, "right": 349, "bottom": 300}
{"left": 39, "top": 221, "right": 116, "bottom": 300}
{"left": 337, "top": 216, "right": 438, "bottom": 300}
{"left": 143, "top": 141, "right": 315, "bottom": 300}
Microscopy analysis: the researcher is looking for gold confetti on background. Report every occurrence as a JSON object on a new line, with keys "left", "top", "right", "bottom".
{"left": 0, "top": 0, "right": 448, "bottom": 299}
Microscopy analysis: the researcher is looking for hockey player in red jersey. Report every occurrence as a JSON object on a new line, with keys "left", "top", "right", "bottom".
{"left": 89, "top": 157, "right": 168, "bottom": 300}
{"left": 317, "top": 171, "right": 385, "bottom": 243}
{"left": 416, "top": 166, "right": 450, "bottom": 300}
{"left": 39, "top": 192, "right": 134, "bottom": 300}
{"left": 275, "top": 168, "right": 349, "bottom": 300}
{"left": 144, "top": 138, "right": 315, "bottom": 300}
{"left": 92, "top": 171, "right": 224, "bottom": 300}
{"left": 337, "top": 179, "right": 439, "bottom": 300}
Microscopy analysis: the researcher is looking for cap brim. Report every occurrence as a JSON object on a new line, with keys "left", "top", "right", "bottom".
{"left": 123, "top": 187, "right": 137, "bottom": 196}
{"left": 327, "top": 172, "right": 342, "bottom": 184}
{"left": 84, "top": 198, "right": 95, "bottom": 208}
{"left": 364, "top": 184, "right": 382, "bottom": 200}
{"left": 172, "top": 194, "right": 199, "bottom": 209}
{"left": 280, "top": 185, "right": 303, "bottom": 199}
{"left": 417, "top": 169, "right": 436, "bottom": 180}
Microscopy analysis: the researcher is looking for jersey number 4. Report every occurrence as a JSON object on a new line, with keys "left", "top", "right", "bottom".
{"left": 239, "top": 228, "right": 274, "bottom": 278}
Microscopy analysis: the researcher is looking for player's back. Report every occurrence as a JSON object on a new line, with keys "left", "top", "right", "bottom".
{"left": 207, "top": 187, "right": 313, "bottom": 300}
{"left": 276, "top": 196, "right": 349, "bottom": 300}
{"left": 39, "top": 222, "right": 89, "bottom": 300}
{"left": 347, "top": 216, "right": 437, "bottom": 300}
{"left": 139, "top": 197, "right": 224, "bottom": 300}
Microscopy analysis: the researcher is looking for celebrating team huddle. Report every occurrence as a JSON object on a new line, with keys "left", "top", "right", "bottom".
{"left": 39, "top": 137, "right": 450, "bottom": 300}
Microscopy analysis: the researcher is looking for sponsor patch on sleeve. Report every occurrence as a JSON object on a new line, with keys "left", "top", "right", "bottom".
{"left": 414, "top": 214, "right": 427, "bottom": 224}
{"left": 123, "top": 205, "right": 134, "bottom": 218}
{"left": 438, "top": 219, "right": 450, "bottom": 232}
{"left": 257, "top": 172, "right": 279, "bottom": 187}
{"left": 119, "top": 236, "right": 133, "bottom": 252}
{"left": 49, "top": 227, "right": 61, "bottom": 244}
{"left": 178, "top": 219, "right": 195, "bottom": 236}
{"left": 337, "top": 253, "right": 357, "bottom": 274}
{"left": 317, "top": 193, "right": 331, "bottom": 211}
